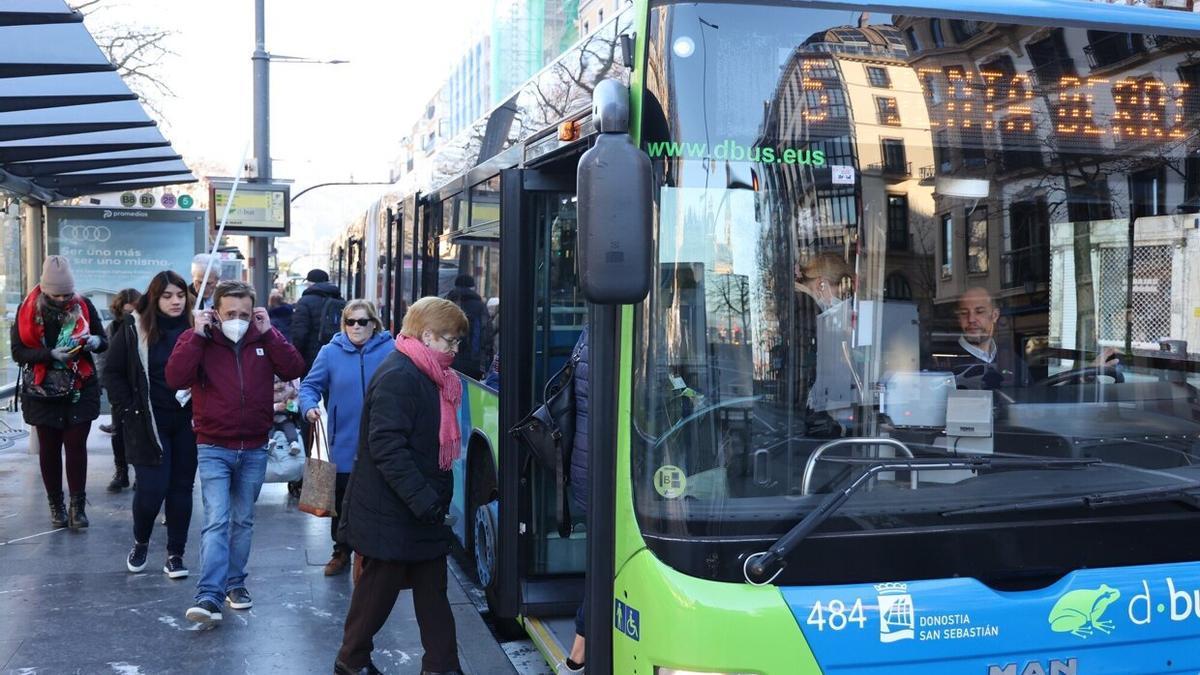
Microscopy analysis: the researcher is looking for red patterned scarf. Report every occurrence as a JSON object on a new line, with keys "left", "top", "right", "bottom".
{"left": 17, "top": 286, "right": 94, "bottom": 389}
{"left": 395, "top": 334, "right": 462, "bottom": 471}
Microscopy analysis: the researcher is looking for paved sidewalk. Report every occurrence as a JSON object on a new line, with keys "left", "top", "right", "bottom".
{"left": 0, "top": 412, "right": 516, "bottom": 675}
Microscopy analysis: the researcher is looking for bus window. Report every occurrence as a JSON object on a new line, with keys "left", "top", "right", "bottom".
{"left": 530, "top": 189, "right": 585, "bottom": 575}
{"left": 533, "top": 192, "right": 584, "bottom": 389}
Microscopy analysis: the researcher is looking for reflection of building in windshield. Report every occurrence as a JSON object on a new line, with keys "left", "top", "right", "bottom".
{"left": 755, "top": 20, "right": 936, "bottom": 408}
{"left": 897, "top": 15, "right": 1200, "bottom": 365}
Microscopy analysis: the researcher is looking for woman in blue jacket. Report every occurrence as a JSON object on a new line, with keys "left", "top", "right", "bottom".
{"left": 300, "top": 299, "right": 393, "bottom": 576}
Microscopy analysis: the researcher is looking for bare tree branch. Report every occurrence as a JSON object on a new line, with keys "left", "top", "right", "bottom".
{"left": 70, "top": 0, "right": 105, "bottom": 14}
{"left": 68, "top": 0, "right": 177, "bottom": 123}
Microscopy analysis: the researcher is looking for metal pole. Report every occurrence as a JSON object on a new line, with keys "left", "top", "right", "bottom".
{"left": 20, "top": 199, "right": 43, "bottom": 455}
{"left": 20, "top": 199, "right": 43, "bottom": 294}
{"left": 251, "top": 0, "right": 271, "bottom": 302}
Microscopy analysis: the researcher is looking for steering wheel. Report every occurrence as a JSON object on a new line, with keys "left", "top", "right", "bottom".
{"left": 1036, "top": 365, "right": 1124, "bottom": 386}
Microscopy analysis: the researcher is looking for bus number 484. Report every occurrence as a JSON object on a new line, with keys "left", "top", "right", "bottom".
{"left": 807, "top": 599, "right": 868, "bottom": 631}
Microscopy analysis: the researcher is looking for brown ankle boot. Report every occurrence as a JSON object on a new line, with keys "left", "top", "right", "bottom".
{"left": 324, "top": 549, "right": 350, "bottom": 576}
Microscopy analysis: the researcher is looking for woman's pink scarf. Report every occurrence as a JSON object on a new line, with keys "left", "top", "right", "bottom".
{"left": 395, "top": 334, "right": 463, "bottom": 470}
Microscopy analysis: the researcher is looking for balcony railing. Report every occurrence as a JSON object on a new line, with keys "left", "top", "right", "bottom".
{"left": 1002, "top": 245, "right": 1050, "bottom": 289}
{"left": 1084, "top": 32, "right": 1148, "bottom": 69}
{"left": 1026, "top": 59, "right": 1078, "bottom": 88}
{"left": 866, "top": 161, "right": 912, "bottom": 177}
{"left": 806, "top": 42, "right": 907, "bottom": 58}
{"left": 919, "top": 165, "right": 936, "bottom": 180}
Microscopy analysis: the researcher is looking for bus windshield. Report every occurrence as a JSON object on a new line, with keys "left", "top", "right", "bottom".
{"left": 633, "top": 3, "right": 1200, "bottom": 548}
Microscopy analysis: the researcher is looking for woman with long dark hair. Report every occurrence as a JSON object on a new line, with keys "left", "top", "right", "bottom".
{"left": 103, "top": 287, "right": 142, "bottom": 492}
{"left": 12, "top": 256, "right": 107, "bottom": 529}
{"left": 102, "top": 270, "right": 198, "bottom": 578}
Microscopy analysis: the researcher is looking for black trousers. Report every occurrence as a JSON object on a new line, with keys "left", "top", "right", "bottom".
{"left": 131, "top": 407, "right": 197, "bottom": 556}
{"left": 331, "top": 472, "right": 350, "bottom": 551}
{"left": 337, "top": 555, "right": 459, "bottom": 672}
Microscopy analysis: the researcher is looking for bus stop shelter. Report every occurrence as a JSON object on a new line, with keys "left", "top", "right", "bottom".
{"left": 0, "top": 0, "right": 193, "bottom": 201}
{"left": 0, "top": 0, "right": 194, "bottom": 399}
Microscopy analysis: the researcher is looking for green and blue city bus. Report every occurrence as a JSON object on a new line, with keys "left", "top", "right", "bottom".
{"left": 332, "top": 1, "right": 1200, "bottom": 671}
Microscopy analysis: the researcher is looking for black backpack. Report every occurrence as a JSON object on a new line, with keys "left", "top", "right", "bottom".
{"left": 316, "top": 297, "right": 347, "bottom": 346}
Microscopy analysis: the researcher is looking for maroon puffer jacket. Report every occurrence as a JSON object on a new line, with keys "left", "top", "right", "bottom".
{"left": 166, "top": 323, "right": 305, "bottom": 449}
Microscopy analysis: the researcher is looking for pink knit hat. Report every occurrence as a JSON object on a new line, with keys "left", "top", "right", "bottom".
{"left": 40, "top": 255, "right": 75, "bottom": 295}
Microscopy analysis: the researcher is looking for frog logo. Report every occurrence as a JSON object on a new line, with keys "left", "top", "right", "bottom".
{"left": 1048, "top": 584, "right": 1120, "bottom": 639}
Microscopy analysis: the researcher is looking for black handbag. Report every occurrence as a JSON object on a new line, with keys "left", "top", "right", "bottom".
{"left": 510, "top": 350, "right": 580, "bottom": 538}
{"left": 19, "top": 363, "right": 75, "bottom": 401}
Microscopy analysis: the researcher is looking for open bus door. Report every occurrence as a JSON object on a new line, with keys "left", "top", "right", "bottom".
{"left": 495, "top": 165, "right": 588, "bottom": 655}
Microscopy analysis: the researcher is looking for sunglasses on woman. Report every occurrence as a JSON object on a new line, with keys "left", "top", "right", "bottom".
{"left": 344, "top": 318, "right": 372, "bottom": 327}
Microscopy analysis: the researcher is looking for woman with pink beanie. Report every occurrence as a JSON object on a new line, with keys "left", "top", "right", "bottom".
{"left": 11, "top": 256, "right": 108, "bottom": 529}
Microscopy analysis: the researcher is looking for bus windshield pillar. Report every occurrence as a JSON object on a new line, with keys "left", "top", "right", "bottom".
{"left": 586, "top": 302, "right": 619, "bottom": 675}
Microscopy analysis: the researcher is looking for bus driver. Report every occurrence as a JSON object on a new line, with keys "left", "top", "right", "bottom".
{"left": 953, "top": 287, "right": 1119, "bottom": 391}
{"left": 952, "top": 287, "right": 1025, "bottom": 390}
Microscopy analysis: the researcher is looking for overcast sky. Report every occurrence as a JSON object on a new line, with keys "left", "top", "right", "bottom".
{"left": 81, "top": 0, "right": 492, "bottom": 268}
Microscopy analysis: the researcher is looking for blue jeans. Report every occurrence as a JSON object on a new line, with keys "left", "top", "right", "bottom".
{"left": 194, "top": 444, "right": 268, "bottom": 605}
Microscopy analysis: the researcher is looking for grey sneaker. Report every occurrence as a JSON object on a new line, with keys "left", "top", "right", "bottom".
{"left": 225, "top": 587, "right": 253, "bottom": 610}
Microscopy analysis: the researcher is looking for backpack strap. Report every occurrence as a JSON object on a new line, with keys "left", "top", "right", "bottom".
{"left": 316, "top": 297, "right": 333, "bottom": 344}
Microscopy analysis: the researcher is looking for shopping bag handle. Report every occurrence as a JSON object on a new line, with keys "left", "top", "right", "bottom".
{"left": 312, "top": 417, "right": 329, "bottom": 462}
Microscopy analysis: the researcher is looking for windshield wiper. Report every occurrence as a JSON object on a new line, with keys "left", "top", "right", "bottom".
{"left": 942, "top": 481, "right": 1200, "bottom": 516}
{"left": 743, "top": 455, "right": 1099, "bottom": 585}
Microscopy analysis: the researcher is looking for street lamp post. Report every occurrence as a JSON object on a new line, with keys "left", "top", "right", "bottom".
{"left": 250, "top": 0, "right": 348, "bottom": 303}
{"left": 252, "top": 0, "right": 271, "bottom": 303}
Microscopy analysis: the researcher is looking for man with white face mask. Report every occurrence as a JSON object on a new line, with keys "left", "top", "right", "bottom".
{"left": 166, "top": 280, "right": 305, "bottom": 626}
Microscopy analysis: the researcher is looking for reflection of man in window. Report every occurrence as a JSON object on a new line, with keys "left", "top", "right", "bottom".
{"left": 954, "top": 287, "right": 1024, "bottom": 390}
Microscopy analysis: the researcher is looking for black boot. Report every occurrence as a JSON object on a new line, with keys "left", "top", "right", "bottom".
{"left": 107, "top": 465, "right": 130, "bottom": 493}
{"left": 68, "top": 492, "right": 89, "bottom": 529}
{"left": 48, "top": 493, "right": 67, "bottom": 528}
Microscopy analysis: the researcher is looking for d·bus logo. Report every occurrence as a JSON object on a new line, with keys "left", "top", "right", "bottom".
{"left": 1048, "top": 584, "right": 1119, "bottom": 639}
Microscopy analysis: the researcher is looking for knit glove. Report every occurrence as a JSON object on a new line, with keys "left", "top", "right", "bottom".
{"left": 83, "top": 335, "right": 102, "bottom": 352}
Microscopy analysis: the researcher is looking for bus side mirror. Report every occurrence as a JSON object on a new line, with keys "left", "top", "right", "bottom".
{"left": 577, "top": 79, "right": 652, "bottom": 305}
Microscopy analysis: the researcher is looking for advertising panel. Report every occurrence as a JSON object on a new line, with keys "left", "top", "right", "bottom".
{"left": 45, "top": 207, "right": 207, "bottom": 318}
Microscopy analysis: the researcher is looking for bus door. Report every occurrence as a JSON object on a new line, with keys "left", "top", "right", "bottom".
{"left": 380, "top": 206, "right": 396, "bottom": 331}
{"left": 347, "top": 236, "right": 364, "bottom": 299}
{"left": 496, "top": 166, "right": 586, "bottom": 626}
{"left": 406, "top": 192, "right": 428, "bottom": 306}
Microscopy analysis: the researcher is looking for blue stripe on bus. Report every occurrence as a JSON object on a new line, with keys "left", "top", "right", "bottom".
{"left": 783, "top": 561, "right": 1200, "bottom": 673}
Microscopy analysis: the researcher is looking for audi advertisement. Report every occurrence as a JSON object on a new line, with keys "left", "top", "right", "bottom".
{"left": 46, "top": 207, "right": 207, "bottom": 314}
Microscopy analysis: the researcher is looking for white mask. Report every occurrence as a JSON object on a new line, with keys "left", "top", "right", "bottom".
{"left": 221, "top": 319, "right": 249, "bottom": 343}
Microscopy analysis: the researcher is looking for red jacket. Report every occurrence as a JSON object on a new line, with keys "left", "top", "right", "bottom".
{"left": 166, "top": 323, "right": 305, "bottom": 449}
